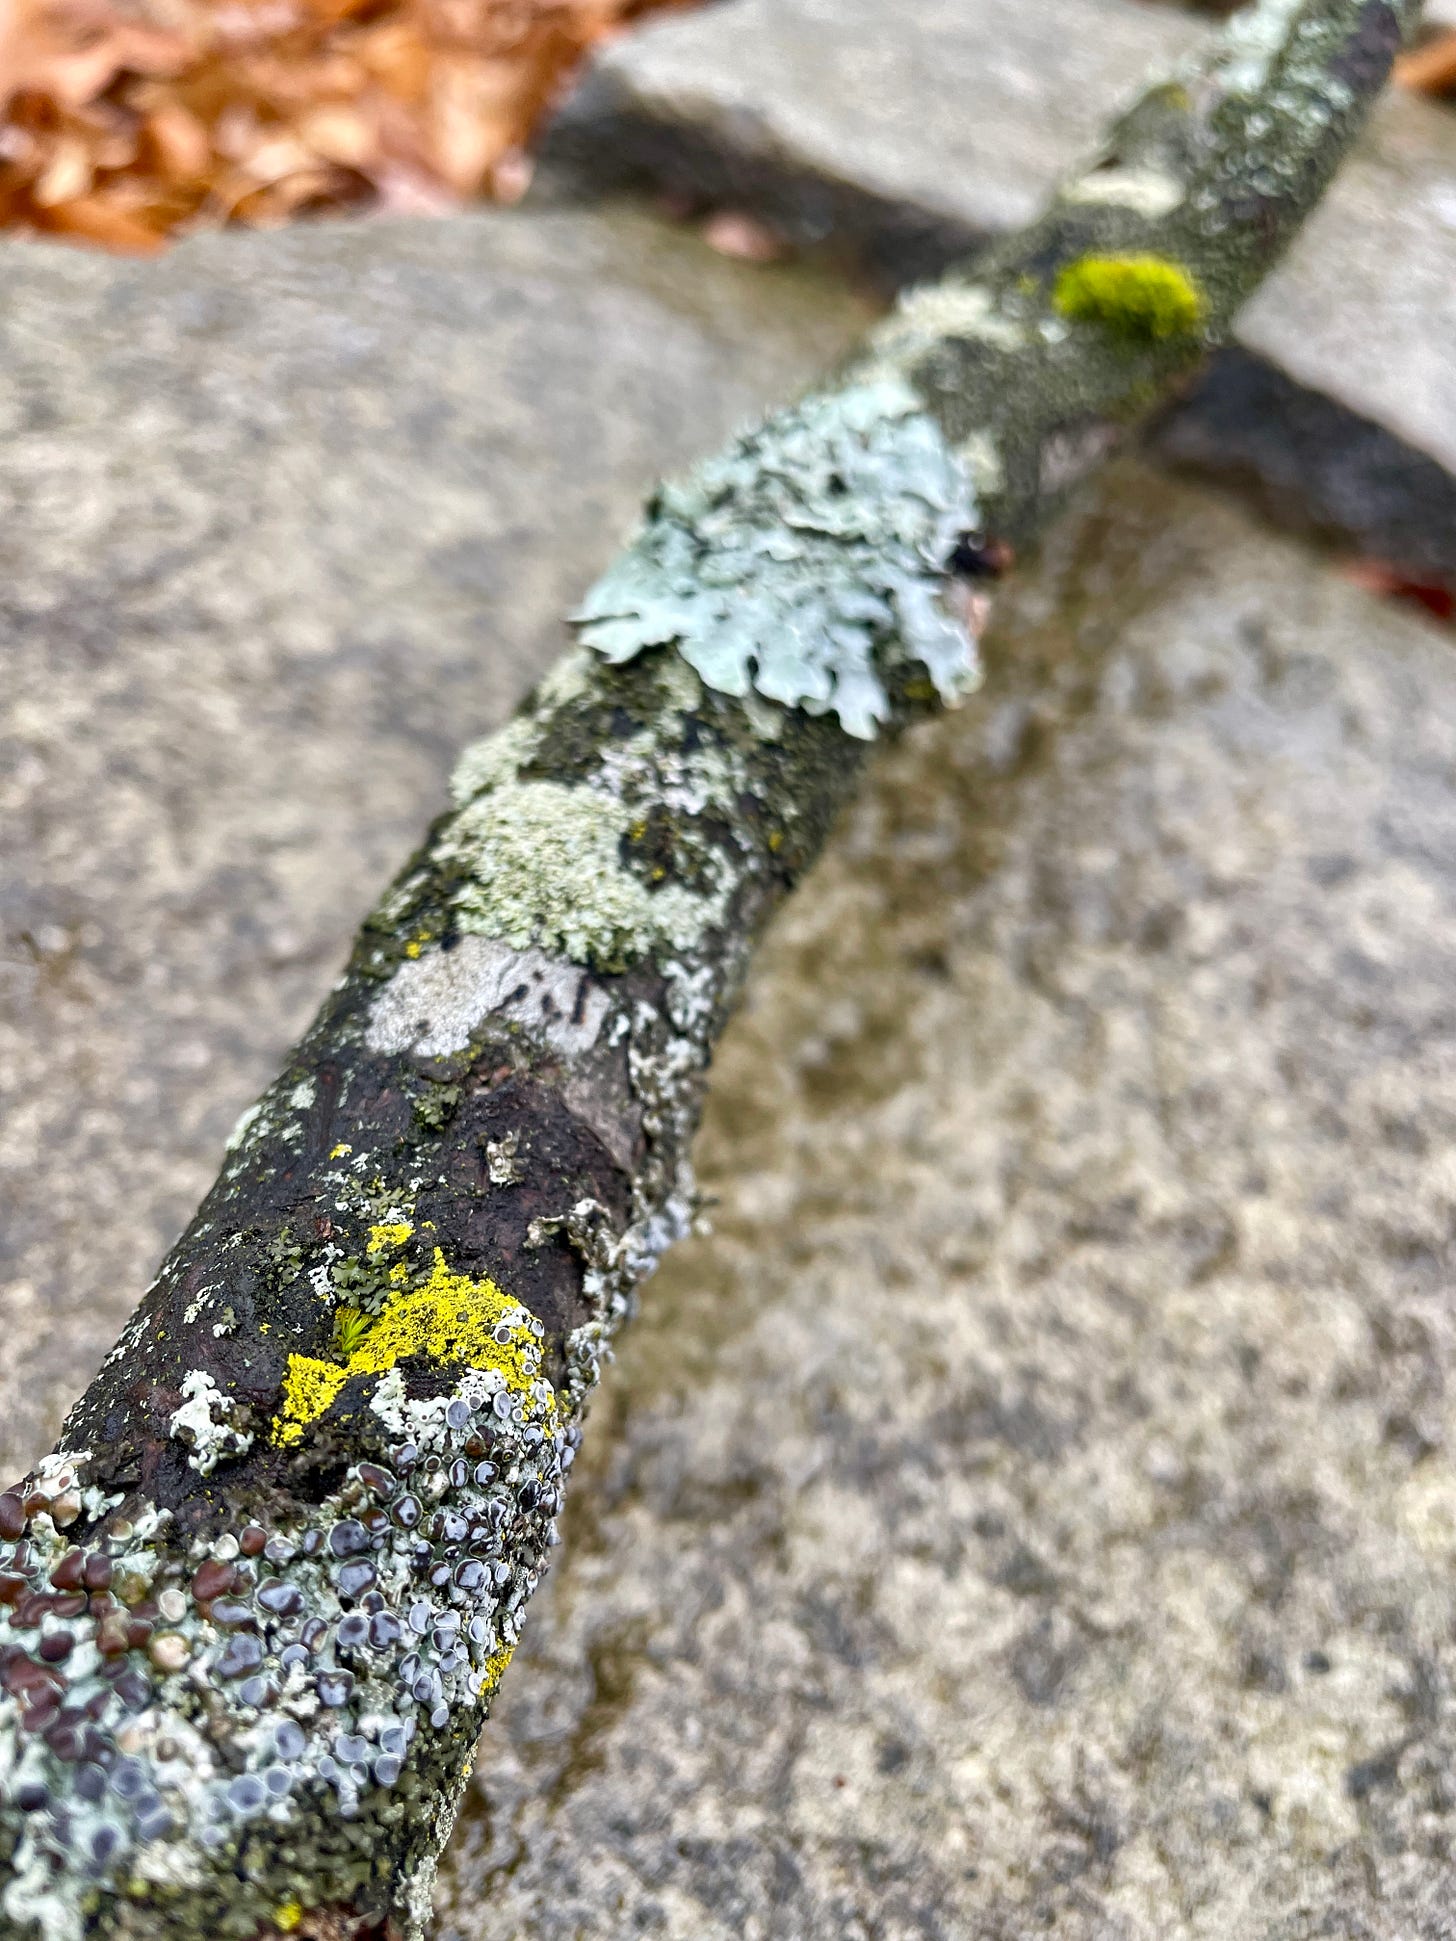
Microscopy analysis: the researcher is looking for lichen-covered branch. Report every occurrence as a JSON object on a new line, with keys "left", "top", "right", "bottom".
{"left": 0, "top": 4, "right": 1415, "bottom": 1937}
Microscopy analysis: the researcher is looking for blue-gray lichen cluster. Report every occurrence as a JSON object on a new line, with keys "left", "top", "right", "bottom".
{"left": 573, "top": 376, "right": 984, "bottom": 740}
{"left": 0, "top": 1380, "right": 570, "bottom": 1938}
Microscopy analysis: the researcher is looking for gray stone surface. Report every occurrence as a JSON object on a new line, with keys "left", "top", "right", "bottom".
{"left": 549, "top": 0, "right": 1456, "bottom": 565}
{"left": 568, "top": 0, "right": 1202, "bottom": 242}
{"left": 433, "top": 463, "right": 1456, "bottom": 1940}
{"left": 0, "top": 204, "right": 865, "bottom": 1481}
{"left": 4, "top": 169, "right": 1456, "bottom": 1941}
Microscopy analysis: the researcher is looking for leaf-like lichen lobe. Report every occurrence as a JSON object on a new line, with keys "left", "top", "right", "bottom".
{"left": 573, "top": 377, "right": 984, "bottom": 740}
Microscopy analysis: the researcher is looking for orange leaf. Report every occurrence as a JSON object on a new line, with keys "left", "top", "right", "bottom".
{"left": 32, "top": 129, "right": 92, "bottom": 199}
{"left": 295, "top": 100, "right": 373, "bottom": 165}
{"left": 142, "top": 97, "right": 208, "bottom": 172}
{"left": 41, "top": 186, "right": 166, "bottom": 246}
{"left": 0, "top": 0, "right": 694, "bottom": 245}
{"left": 1395, "top": 28, "right": 1456, "bottom": 96}
{"left": 0, "top": 0, "right": 189, "bottom": 111}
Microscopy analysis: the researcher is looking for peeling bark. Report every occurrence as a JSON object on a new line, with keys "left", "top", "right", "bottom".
{"left": 0, "top": 4, "right": 1418, "bottom": 1936}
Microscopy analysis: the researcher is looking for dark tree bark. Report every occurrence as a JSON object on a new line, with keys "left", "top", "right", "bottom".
{"left": 0, "top": 3, "right": 1419, "bottom": 1935}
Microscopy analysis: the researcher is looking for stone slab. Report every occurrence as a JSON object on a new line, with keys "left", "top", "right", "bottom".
{"left": 0, "top": 204, "right": 865, "bottom": 1481}
{"left": 548, "top": 0, "right": 1456, "bottom": 578}
{"left": 438, "top": 460, "right": 1456, "bottom": 1940}
{"left": 5, "top": 182, "right": 1456, "bottom": 1941}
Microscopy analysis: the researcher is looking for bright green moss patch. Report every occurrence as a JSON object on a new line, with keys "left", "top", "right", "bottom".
{"left": 1052, "top": 253, "right": 1205, "bottom": 342}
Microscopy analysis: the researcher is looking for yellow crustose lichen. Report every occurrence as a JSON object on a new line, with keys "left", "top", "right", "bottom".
{"left": 272, "top": 1249, "right": 551, "bottom": 1446}
{"left": 1052, "top": 252, "right": 1205, "bottom": 341}
{"left": 480, "top": 1642, "right": 515, "bottom": 1694}
{"left": 367, "top": 1220, "right": 413, "bottom": 1254}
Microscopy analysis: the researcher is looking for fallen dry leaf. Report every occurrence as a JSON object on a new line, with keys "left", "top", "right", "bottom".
{"left": 1344, "top": 557, "right": 1456, "bottom": 625}
{"left": 0, "top": 0, "right": 187, "bottom": 111}
{"left": 1396, "top": 27, "right": 1456, "bottom": 97}
{"left": 0, "top": 0, "right": 689, "bottom": 249}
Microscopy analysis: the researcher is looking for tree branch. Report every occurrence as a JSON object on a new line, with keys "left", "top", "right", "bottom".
{"left": 0, "top": 4, "right": 1417, "bottom": 1936}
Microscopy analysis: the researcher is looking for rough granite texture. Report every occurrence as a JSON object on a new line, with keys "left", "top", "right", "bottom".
{"left": 4, "top": 188, "right": 1456, "bottom": 1941}
{"left": 546, "top": 0, "right": 1456, "bottom": 575}
{"left": 436, "top": 462, "right": 1456, "bottom": 1941}
{"left": 0, "top": 204, "right": 865, "bottom": 1483}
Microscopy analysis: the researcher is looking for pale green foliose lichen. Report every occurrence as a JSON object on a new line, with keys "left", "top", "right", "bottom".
{"left": 447, "top": 710, "right": 542, "bottom": 811}
{"left": 572, "top": 376, "right": 983, "bottom": 740}
{"left": 443, "top": 778, "right": 728, "bottom": 971}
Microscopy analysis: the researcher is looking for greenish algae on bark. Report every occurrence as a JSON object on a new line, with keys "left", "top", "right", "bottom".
{"left": 0, "top": 3, "right": 1418, "bottom": 1936}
